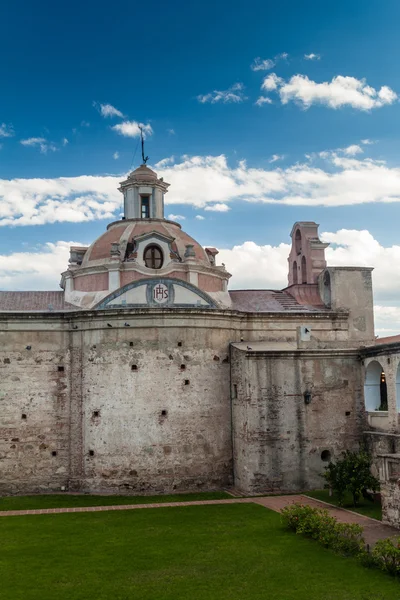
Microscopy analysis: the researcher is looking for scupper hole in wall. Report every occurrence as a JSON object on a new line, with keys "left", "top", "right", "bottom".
{"left": 131, "top": 364, "right": 138, "bottom": 371}
{"left": 58, "top": 366, "right": 64, "bottom": 372}
{"left": 21, "top": 414, "right": 27, "bottom": 420}
{"left": 180, "top": 364, "right": 186, "bottom": 371}
{"left": 177, "top": 341, "right": 182, "bottom": 347}
{"left": 129, "top": 342, "right": 134, "bottom": 347}
{"left": 89, "top": 450, "right": 94, "bottom": 456}
{"left": 321, "top": 450, "right": 331, "bottom": 462}
{"left": 161, "top": 410, "right": 167, "bottom": 416}
{"left": 93, "top": 411, "right": 100, "bottom": 418}
{"left": 184, "top": 379, "right": 190, "bottom": 386}
{"left": 51, "top": 451, "right": 57, "bottom": 457}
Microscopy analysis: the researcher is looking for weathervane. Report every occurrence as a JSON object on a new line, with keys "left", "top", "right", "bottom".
{"left": 139, "top": 126, "right": 149, "bottom": 165}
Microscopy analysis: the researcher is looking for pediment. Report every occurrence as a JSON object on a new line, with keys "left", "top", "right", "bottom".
{"left": 133, "top": 231, "right": 175, "bottom": 244}
{"left": 95, "top": 278, "right": 217, "bottom": 309}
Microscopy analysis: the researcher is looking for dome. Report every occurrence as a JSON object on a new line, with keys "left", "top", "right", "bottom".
{"left": 81, "top": 218, "right": 210, "bottom": 268}
{"left": 126, "top": 164, "right": 158, "bottom": 183}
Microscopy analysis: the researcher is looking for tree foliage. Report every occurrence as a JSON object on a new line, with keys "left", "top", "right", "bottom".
{"left": 322, "top": 449, "right": 380, "bottom": 507}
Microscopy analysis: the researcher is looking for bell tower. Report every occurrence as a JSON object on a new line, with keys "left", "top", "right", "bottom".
{"left": 287, "top": 222, "right": 329, "bottom": 286}
{"left": 118, "top": 165, "right": 170, "bottom": 220}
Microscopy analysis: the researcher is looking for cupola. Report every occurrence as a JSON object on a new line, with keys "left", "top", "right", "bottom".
{"left": 118, "top": 165, "right": 170, "bottom": 220}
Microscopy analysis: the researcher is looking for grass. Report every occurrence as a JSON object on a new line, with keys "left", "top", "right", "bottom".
{"left": 1, "top": 503, "right": 399, "bottom": 600}
{"left": 306, "top": 489, "right": 382, "bottom": 520}
{"left": 0, "top": 491, "right": 231, "bottom": 511}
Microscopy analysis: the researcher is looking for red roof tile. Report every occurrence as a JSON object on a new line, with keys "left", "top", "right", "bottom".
{"left": 229, "top": 290, "right": 323, "bottom": 313}
{"left": 0, "top": 291, "right": 76, "bottom": 312}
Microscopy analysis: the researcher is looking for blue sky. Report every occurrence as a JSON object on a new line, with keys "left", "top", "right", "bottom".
{"left": 2, "top": 0, "right": 400, "bottom": 333}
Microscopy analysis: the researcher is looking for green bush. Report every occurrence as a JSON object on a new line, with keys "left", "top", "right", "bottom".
{"left": 372, "top": 538, "right": 400, "bottom": 577}
{"left": 323, "top": 449, "right": 380, "bottom": 507}
{"left": 281, "top": 503, "right": 364, "bottom": 556}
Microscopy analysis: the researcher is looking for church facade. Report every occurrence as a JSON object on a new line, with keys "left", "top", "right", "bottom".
{"left": 0, "top": 164, "right": 397, "bottom": 499}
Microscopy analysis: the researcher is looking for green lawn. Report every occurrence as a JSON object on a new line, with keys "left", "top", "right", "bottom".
{"left": 306, "top": 489, "right": 382, "bottom": 520}
{"left": 0, "top": 491, "right": 231, "bottom": 511}
{"left": 1, "top": 504, "right": 398, "bottom": 600}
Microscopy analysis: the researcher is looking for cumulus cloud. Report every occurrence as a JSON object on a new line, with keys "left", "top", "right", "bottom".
{"left": 167, "top": 128, "right": 175, "bottom": 135}
{"left": 261, "top": 73, "right": 284, "bottom": 91}
{"left": 0, "top": 123, "right": 14, "bottom": 138}
{"left": 361, "top": 139, "right": 374, "bottom": 145}
{"left": 197, "top": 83, "right": 247, "bottom": 104}
{"left": 20, "top": 138, "right": 57, "bottom": 154}
{"left": 111, "top": 121, "right": 153, "bottom": 138}
{"left": 113, "top": 151, "right": 120, "bottom": 160}
{"left": 62, "top": 138, "right": 69, "bottom": 146}
{"left": 167, "top": 213, "right": 185, "bottom": 221}
{"left": 94, "top": 102, "right": 124, "bottom": 118}
{"left": 204, "top": 203, "right": 230, "bottom": 212}
{"left": 7, "top": 151, "right": 400, "bottom": 226}
{"left": 255, "top": 96, "right": 273, "bottom": 106}
{"left": 304, "top": 53, "right": 321, "bottom": 60}
{"left": 195, "top": 215, "right": 205, "bottom": 220}
{"left": 0, "top": 241, "right": 82, "bottom": 290}
{"left": 262, "top": 73, "right": 397, "bottom": 110}
{"left": 342, "top": 144, "right": 363, "bottom": 156}
{"left": 155, "top": 156, "right": 175, "bottom": 168}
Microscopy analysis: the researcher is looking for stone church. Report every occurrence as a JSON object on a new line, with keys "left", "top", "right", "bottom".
{"left": 1, "top": 163, "right": 400, "bottom": 510}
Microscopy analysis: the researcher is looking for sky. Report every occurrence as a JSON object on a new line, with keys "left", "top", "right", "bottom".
{"left": 1, "top": 0, "right": 400, "bottom": 335}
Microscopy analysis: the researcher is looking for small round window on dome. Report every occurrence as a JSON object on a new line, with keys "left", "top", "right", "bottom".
{"left": 144, "top": 245, "right": 163, "bottom": 269}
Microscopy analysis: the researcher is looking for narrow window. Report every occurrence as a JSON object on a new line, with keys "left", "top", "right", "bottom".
{"left": 144, "top": 245, "right": 163, "bottom": 269}
{"left": 141, "top": 196, "right": 150, "bottom": 219}
{"left": 293, "top": 260, "right": 298, "bottom": 284}
{"left": 301, "top": 256, "right": 307, "bottom": 284}
{"left": 295, "top": 229, "right": 302, "bottom": 254}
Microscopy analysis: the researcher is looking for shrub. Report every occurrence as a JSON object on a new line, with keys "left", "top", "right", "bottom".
{"left": 372, "top": 538, "right": 400, "bottom": 577}
{"left": 281, "top": 503, "right": 364, "bottom": 556}
{"left": 323, "top": 449, "right": 380, "bottom": 506}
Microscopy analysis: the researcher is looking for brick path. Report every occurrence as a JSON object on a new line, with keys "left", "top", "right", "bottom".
{"left": 0, "top": 494, "right": 398, "bottom": 546}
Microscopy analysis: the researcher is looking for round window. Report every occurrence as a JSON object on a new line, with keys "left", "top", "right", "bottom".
{"left": 144, "top": 245, "right": 163, "bottom": 269}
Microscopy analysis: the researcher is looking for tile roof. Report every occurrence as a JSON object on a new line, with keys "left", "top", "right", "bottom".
{"left": 229, "top": 290, "right": 324, "bottom": 313}
{"left": 0, "top": 291, "right": 76, "bottom": 312}
{"left": 375, "top": 334, "right": 400, "bottom": 345}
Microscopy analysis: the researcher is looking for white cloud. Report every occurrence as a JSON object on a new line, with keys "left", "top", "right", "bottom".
{"left": 255, "top": 96, "right": 273, "bottom": 106}
{"left": 8, "top": 150, "right": 400, "bottom": 226}
{"left": 251, "top": 57, "right": 275, "bottom": 71}
{"left": 111, "top": 121, "right": 153, "bottom": 138}
{"left": 94, "top": 102, "right": 124, "bottom": 118}
{"left": 342, "top": 144, "right": 363, "bottom": 156}
{"left": 204, "top": 203, "right": 230, "bottom": 212}
{"left": 361, "top": 139, "right": 374, "bottom": 145}
{"left": 263, "top": 73, "right": 397, "bottom": 110}
{"left": 62, "top": 138, "right": 69, "bottom": 146}
{"left": 155, "top": 156, "right": 175, "bottom": 168}
{"left": 0, "top": 123, "right": 14, "bottom": 138}
{"left": 167, "top": 128, "right": 175, "bottom": 135}
{"left": 0, "top": 241, "right": 82, "bottom": 290}
{"left": 269, "top": 154, "right": 284, "bottom": 163}
{"left": 167, "top": 213, "right": 185, "bottom": 221}
{"left": 261, "top": 73, "right": 284, "bottom": 91}
{"left": 81, "top": 121, "right": 90, "bottom": 127}
{"left": 304, "top": 53, "right": 321, "bottom": 60}
{"left": 113, "top": 151, "right": 120, "bottom": 160}
{"left": 20, "top": 138, "right": 57, "bottom": 154}
{"left": 197, "top": 83, "right": 247, "bottom": 104}
{"left": 195, "top": 215, "right": 205, "bottom": 220}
